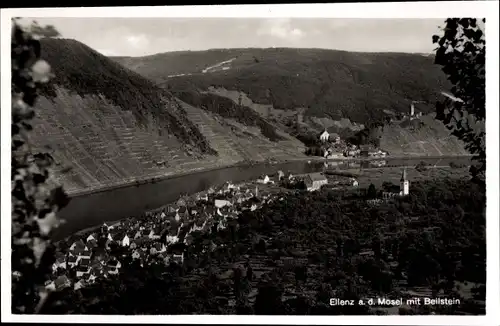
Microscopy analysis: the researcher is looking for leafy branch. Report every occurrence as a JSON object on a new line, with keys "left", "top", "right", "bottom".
{"left": 433, "top": 18, "right": 486, "bottom": 179}
{"left": 11, "top": 18, "right": 69, "bottom": 314}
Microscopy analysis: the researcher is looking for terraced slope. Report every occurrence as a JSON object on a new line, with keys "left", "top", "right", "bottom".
{"left": 32, "top": 39, "right": 219, "bottom": 194}
{"left": 196, "top": 87, "right": 468, "bottom": 157}
{"left": 31, "top": 40, "right": 312, "bottom": 194}
{"left": 380, "top": 115, "right": 469, "bottom": 156}
{"left": 178, "top": 101, "right": 307, "bottom": 164}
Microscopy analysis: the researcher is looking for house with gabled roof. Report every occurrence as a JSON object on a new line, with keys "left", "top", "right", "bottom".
{"left": 121, "top": 234, "right": 130, "bottom": 247}
{"left": 166, "top": 205, "right": 177, "bottom": 214}
{"left": 86, "top": 234, "right": 97, "bottom": 242}
{"left": 257, "top": 175, "right": 271, "bottom": 184}
{"left": 78, "top": 249, "right": 92, "bottom": 260}
{"left": 52, "top": 255, "right": 67, "bottom": 273}
{"left": 79, "top": 258, "right": 91, "bottom": 268}
{"left": 76, "top": 265, "right": 91, "bottom": 278}
{"left": 177, "top": 206, "right": 189, "bottom": 219}
{"left": 304, "top": 173, "right": 328, "bottom": 192}
{"left": 74, "top": 279, "right": 86, "bottom": 291}
{"left": 215, "top": 199, "right": 232, "bottom": 208}
{"left": 70, "top": 239, "right": 87, "bottom": 252}
{"left": 67, "top": 255, "right": 79, "bottom": 268}
{"left": 319, "top": 129, "right": 329, "bottom": 142}
{"left": 133, "top": 230, "right": 142, "bottom": 239}
{"left": 87, "top": 273, "right": 97, "bottom": 284}
{"left": 148, "top": 227, "right": 162, "bottom": 240}
{"left": 86, "top": 238, "right": 98, "bottom": 249}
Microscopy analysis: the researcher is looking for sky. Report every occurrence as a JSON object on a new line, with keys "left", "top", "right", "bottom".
{"left": 21, "top": 17, "right": 446, "bottom": 57}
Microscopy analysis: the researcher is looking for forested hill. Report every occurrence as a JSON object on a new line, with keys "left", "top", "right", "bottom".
{"left": 112, "top": 47, "right": 451, "bottom": 124}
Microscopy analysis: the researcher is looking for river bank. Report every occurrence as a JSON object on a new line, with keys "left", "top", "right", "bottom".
{"left": 66, "top": 154, "right": 475, "bottom": 198}
{"left": 54, "top": 155, "right": 473, "bottom": 240}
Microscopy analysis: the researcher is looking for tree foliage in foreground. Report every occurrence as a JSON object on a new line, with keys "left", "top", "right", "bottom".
{"left": 11, "top": 18, "right": 69, "bottom": 314}
{"left": 433, "top": 18, "right": 486, "bottom": 179}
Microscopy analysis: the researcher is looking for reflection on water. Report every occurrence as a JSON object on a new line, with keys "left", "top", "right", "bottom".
{"left": 324, "top": 160, "right": 386, "bottom": 169}
{"left": 324, "top": 157, "right": 471, "bottom": 170}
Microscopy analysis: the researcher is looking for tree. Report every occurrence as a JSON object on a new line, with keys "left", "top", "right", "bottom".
{"left": 433, "top": 18, "right": 486, "bottom": 179}
{"left": 367, "top": 183, "right": 377, "bottom": 199}
{"left": 11, "top": 19, "right": 68, "bottom": 314}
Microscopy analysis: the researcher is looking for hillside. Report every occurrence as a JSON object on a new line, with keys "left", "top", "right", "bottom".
{"left": 113, "top": 48, "right": 451, "bottom": 124}
{"left": 113, "top": 48, "right": 469, "bottom": 157}
{"left": 32, "top": 40, "right": 306, "bottom": 194}
{"left": 380, "top": 115, "right": 469, "bottom": 156}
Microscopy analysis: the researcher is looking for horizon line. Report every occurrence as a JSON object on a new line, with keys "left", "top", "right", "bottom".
{"left": 44, "top": 37, "right": 436, "bottom": 58}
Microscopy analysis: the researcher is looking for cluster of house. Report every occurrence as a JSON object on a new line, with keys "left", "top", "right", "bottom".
{"left": 45, "top": 177, "right": 295, "bottom": 293}
{"left": 358, "top": 145, "right": 388, "bottom": 158}
{"left": 318, "top": 130, "right": 388, "bottom": 159}
{"left": 257, "top": 170, "right": 332, "bottom": 192}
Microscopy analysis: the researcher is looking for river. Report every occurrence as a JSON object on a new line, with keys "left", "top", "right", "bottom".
{"left": 54, "top": 156, "right": 472, "bottom": 239}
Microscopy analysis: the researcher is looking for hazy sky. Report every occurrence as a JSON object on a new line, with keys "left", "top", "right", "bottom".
{"left": 23, "top": 17, "right": 445, "bottom": 57}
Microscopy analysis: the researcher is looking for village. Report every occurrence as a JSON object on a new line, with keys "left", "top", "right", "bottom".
{"left": 315, "top": 101, "right": 429, "bottom": 160}
{"left": 315, "top": 129, "right": 389, "bottom": 160}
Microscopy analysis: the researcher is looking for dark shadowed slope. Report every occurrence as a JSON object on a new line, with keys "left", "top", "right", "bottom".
{"left": 39, "top": 38, "right": 213, "bottom": 151}
{"left": 113, "top": 48, "right": 451, "bottom": 124}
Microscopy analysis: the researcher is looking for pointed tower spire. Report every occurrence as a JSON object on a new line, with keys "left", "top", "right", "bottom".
{"left": 401, "top": 167, "right": 407, "bottom": 182}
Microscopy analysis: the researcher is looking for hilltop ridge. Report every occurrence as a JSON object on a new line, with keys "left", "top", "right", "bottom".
{"left": 113, "top": 47, "right": 468, "bottom": 158}
{"left": 113, "top": 47, "right": 451, "bottom": 124}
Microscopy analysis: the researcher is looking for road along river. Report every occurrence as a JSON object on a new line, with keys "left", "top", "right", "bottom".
{"left": 54, "top": 156, "right": 472, "bottom": 239}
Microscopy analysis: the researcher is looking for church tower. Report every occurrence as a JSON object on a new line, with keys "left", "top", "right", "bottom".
{"left": 400, "top": 167, "right": 410, "bottom": 196}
